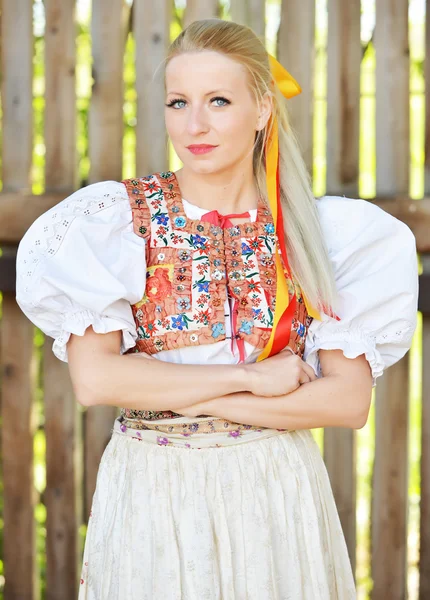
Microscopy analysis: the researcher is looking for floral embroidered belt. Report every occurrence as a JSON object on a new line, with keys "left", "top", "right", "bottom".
{"left": 117, "top": 410, "right": 265, "bottom": 435}
{"left": 112, "top": 413, "right": 292, "bottom": 449}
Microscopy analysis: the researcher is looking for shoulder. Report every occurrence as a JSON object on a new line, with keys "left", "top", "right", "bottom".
{"left": 314, "top": 194, "right": 416, "bottom": 256}
{"left": 41, "top": 179, "right": 130, "bottom": 220}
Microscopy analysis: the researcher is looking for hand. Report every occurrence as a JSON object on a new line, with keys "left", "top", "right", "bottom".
{"left": 244, "top": 348, "right": 317, "bottom": 397}
{"left": 174, "top": 400, "right": 215, "bottom": 418}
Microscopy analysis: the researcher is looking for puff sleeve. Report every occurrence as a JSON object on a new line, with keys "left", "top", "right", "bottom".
{"left": 15, "top": 180, "right": 146, "bottom": 362}
{"left": 303, "top": 195, "right": 419, "bottom": 388}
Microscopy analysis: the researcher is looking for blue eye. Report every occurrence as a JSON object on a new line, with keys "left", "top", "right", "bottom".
{"left": 165, "top": 98, "right": 186, "bottom": 109}
{"left": 165, "top": 96, "right": 231, "bottom": 109}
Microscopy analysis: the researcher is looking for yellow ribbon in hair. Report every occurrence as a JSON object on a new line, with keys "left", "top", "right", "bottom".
{"left": 256, "top": 54, "right": 321, "bottom": 362}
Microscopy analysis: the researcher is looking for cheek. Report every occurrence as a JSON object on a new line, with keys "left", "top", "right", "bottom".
{"left": 218, "top": 111, "right": 256, "bottom": 146}
{"left": 164, "top": 111, "right": 180, "bottom": 139}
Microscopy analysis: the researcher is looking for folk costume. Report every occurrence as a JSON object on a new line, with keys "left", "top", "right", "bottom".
{"left": 15, "top": 55, "right": 418, "bottom": 599}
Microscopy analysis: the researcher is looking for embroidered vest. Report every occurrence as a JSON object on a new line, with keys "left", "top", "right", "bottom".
{"left": 121, "top": 171, "right": 313, "bottom": 364}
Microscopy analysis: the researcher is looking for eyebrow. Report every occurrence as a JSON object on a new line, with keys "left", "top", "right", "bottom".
{"left": 166, "top": 89, "right": 233, "bottom": 97}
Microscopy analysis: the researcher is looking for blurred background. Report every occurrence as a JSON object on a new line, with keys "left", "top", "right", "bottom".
{"left": 0, "top": 0, "right": 428, "bottom": 598}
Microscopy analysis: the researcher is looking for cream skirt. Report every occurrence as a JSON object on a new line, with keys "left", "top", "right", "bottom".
{"left": 78, "top": 414, "right": 356, "bottom": 599}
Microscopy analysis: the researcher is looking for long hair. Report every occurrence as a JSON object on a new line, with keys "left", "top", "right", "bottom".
{"left": 161, "top": 18, "right": 339, "bottom": 316}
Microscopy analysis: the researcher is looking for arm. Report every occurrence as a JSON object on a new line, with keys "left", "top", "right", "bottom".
{"left": 67, "top": 326, "right": 248, "bottom": 409}
{"left": 178, "top": 350, "right": 373, "bottom": 430}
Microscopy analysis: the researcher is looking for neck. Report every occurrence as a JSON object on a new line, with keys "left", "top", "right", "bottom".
{"left": 174, "top": 165, "right": 260, "bottom": 214}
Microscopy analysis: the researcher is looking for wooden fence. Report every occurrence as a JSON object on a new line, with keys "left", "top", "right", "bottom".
{"left": 0, "top": 0, "right": 429, "bottom": 598}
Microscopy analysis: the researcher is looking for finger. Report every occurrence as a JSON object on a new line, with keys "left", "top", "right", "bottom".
{"left": 301, "top": 361, "right": 318, "bottom": 381}
{"left": 298, "top": 369, "right": 313, "bottom": 385}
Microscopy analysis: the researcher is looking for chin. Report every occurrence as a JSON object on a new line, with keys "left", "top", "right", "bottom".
{"left": 182, "top": 160, "right": 220, "bottom": 174}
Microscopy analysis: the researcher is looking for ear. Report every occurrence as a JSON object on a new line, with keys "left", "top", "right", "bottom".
{"left": 256, "top": 91, "right": 273, "bottom": 132}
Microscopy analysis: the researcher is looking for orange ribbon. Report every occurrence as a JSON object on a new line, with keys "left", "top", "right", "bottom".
{"left": 256, "top": 54, "right": 322, "bottom": 362}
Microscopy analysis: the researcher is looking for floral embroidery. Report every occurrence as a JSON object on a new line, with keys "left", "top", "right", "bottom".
{"left": 176, "top": 296, "right": 191, "bottom": 311}
{"left": 145, "top": 267, "right": 172, "bottom": 302}
{"left": 174, "top": 216, "right": 186, "bottom": 228}
{"left": 211, "top": 322, "right": 226, "bottom": 338}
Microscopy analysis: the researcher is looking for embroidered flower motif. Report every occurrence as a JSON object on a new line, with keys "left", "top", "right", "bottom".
{"left": 178, "top": 249, "right": 191, "bottom": 261}
{"left": 145, "top": 268, "right": 172, "bottom": 302}
{"left": 143, "top": 179, "right": 162, "bottom": 193}
{"left": 171, "top": 205, "right": 180, "bottom": 213}
{"left": 238, "top": 320, "right": 253, "bottom": 334}
{"left": 212, "top": 269, "right": 224, "bottom": 280}
{"left": 190, "top": 333, "right": 198, "bottom": 342}
{"left": 193, "top": 309, "right": 211, "bottom": 324}
{"left": 171, "top": 314, "right": 192, "bottom": 330}
{"left": 157, "top": 253, "right": 165, "bottom": 261}
{"left": 247, "top": 236, "right": 266, "bottom": 252}
{"left": 211, "top": 322, "right": 225, "bottom": 338}
{"left": 228, "top": 429, "right": 242, "bottom": 438}
{"left": 265, "top": 223, "right": 275, "bottom": 234}
{"left": 174, "top": 216, "right": 186, "bottom": 228}
{"left": 157, "top": 436, "right": 170, "bottom": 446}
{"left": 241, "top": 242, "right": 252, "bottom": 254}
{"left": 176, "top": 296, "right": 191, "bottom": 311}
{"left": 195, "top": 280, "right": 210, "bottom": 293}
{"left": 229, "top": 270, "right": 245, "bottom": 281}
{"left": 247, "top": 279, "right": 262, "bottom": 293}
{"left": 260, "top": 255, "right": 274, "bottom": 266}
{"left": 252, "top": 308, "right": 263, "bottom": 319}
{"left": 154, "top": 213, "right": 169, "bottom": 226}
{"left": 154, "top": 339, "right": 164, "bottom": 351}
{"left": 213, "top": 258, "right": 221, "bottom": 267}
{"left": 191, "top": 234, "right": 207, "bottom": 248}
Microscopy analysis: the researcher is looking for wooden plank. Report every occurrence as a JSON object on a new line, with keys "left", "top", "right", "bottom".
{"left": 42, "top": 1, "right": 81, "bottom": 596}
{"left": 0, "top": 1, "right": 37, "bottom": 598}
{"left": 375, "top": 0, "right": 410, "bottom": 196}
{"left": 183, "top": 0, "right": 219, "bottom": 28}
{"left": 421, "top": 2, "right": 430, "bottom": 592}
{"left": 44, "top": 0, "right": 78, "bottom": 192}
{"left": 322, "top": 0, "right": 361, "bottom": 571}
{"left": 420, "top": 312, "right": 430, "bottom": 600}
{"left": 372, "top": 357, "right": 410, "bottom": 600}
{"left": 424, "top": 0, "right": 430, "bottom": 194}
{"left": 89, "top": 0, "right": 128, "bottom": 183}
{"left": 134, "top": 0, "right": 172, "bottom": 175}
{"left": 278, "top": 0, "right": 315, "bottom": 175}
{"left": 0, "top": 0, "right": 33, "bottom": 192}
{"left": 323, "top": 429, "right": 357, "bottom": 578}
{"left": 326, "top": 0, "right": 361, "bottom": 196}
{"left": 1, "top": 296, "right": 37, "bottom": 599}
{"left": 82, "top": 0, "right": 130, "bottom": 521}
{"left": 371, "top": 2, "right": 410, "bottom": 597}
{"left": 230, "top": 0, "right": 265, "bottom": 40}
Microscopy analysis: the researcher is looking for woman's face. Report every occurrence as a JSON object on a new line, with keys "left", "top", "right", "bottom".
{"left": 164, "top": 51, "right": 271, "bottom": 174}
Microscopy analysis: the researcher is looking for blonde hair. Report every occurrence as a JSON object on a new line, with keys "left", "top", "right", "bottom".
{"left": 163, "top": 19, "right": 339, "bottom": 316}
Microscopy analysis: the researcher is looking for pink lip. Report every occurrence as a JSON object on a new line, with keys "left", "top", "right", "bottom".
{"left": 187, "top": 145, "right": 217, "bottom": 155}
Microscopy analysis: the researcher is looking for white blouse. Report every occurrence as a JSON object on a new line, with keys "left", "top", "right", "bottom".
{"left": 15, "top": 180, "right": 419, "bottom": 388}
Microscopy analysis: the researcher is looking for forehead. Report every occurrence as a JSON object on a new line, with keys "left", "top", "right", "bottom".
{"left": 165, "top": 51, "right": 249, "bottom": 93}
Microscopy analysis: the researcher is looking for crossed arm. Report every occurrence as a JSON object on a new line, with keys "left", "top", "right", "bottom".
{"left": 68, "top": 327, "right": 373, "bottom": 431}
{"left": 177, "top": 349, "right": 374, "bottom": 430}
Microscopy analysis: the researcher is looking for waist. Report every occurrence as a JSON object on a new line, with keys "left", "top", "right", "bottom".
{"left": 114, "top": 413, "right": 292, "bottom": 449}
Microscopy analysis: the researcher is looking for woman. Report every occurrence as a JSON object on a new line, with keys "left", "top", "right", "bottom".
{"left": 16, "top": 19, "right": 418, "bottom": 599}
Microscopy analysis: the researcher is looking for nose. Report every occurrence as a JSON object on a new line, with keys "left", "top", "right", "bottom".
{"left": 186, "top": 104, "right": 210, "bottom": 135}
